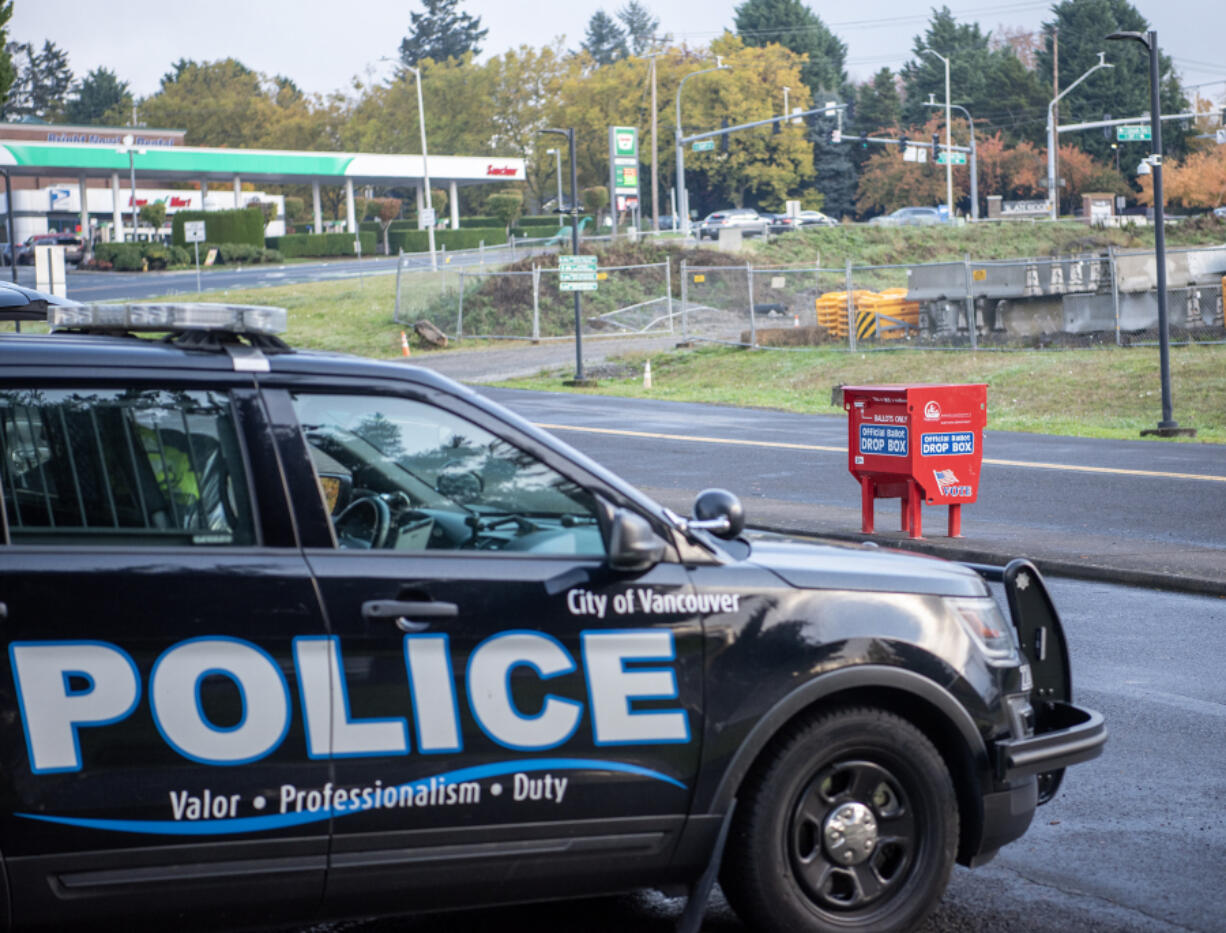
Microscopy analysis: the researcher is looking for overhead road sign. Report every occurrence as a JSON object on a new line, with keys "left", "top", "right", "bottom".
{"left": 936, "top": 151, "right": 968, "bottom": 165}
{"left": 1117, "top": 125, "right": 1152, "bottom": 141}
{"left": 692, "top": 140, "right": 715, "bottom": 152}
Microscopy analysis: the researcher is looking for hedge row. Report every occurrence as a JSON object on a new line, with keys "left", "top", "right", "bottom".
{"left": 171, "top": 208, "right": 265, "bottom": 248}
{"left": 458, "top": 216, "right": 498, "bottom": 228}
{"left": 264, "top": 232, "right": 377, "bottom": 258}
{"left": 389, "top": 227, "right": 507, "bottom": 253}
{"left": 91, "top": 241, "right": 282, "bottom": 271}
{"left": 516, "top": 214, "right": 595, "bottom": 228}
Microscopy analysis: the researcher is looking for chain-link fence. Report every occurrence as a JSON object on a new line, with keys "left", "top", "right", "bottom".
{"left": 682, "top": 245, "right": 1226, "bottom": 350}
{"left": 394, "top": 241, "right": 1226, "bottom": 350}
{"left": 400, "top": 260, "right": 674, "bottom": 341}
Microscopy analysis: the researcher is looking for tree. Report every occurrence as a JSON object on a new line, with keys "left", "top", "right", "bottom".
{"left": 3, "top": 39, "right": 73, "bottom": 121}
{"left": 65, "top": 67, "right": 131, "bottom": 125}
{"left": 734, "top": 0, "right": 847, "bottom": 100}
{"left": 486, "top": 191, "right": 524, "bottom": 231}
{"left": 1036, "top": 0, "right": 1189, "bottom": 162}
{"left": 284, "top": 197, "right": 307, "bottom": 231}
{"left": 372, "top": 197, "right": 402, "bottom": 254}
{"left": 1142, "top": 147, "right": 1226, "bottom": 208}
{"left": 899, "top": 7, "right": 1046, "bottom": 142}
{"left": 399, "top": 0, "right": 488, "bottom": 67}
{"left": 0, "top": 3, "right": 15, "bottom": 115}
{"left": 855, "top": 69, "right": 901, "bottom": 134}
{"left": 617, "top": 1, "right": 660, "bottom": 56}
{"left": 582, "top": 11, "right": 628, "bottom": 66}
{"left": 809, "top": 113, "right": 853, "bottom": 216}
{"left": 139, "top": 200, "right": 167, "bottom": 231}
{"left": 582, "top": 185, "right": 609, "bottom": 218}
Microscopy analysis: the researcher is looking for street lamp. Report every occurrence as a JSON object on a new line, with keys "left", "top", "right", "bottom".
{"left": 1107, "top": 29, "right": 1193, "bottom": 437}
{"left": 117, "top": 134, "right": 146, "bottom": 243}
{"left": 546, "top": 148, "right": 563, "bottom": 212}
{"left": 924, "top": 94, "right": 979, "bottom": 221}
{"left": 675, "top": 63, "right": 731, "bottom": 238}
{"left": 403, "top": 64, "right": 437, "bottom": 271}
{"left": 920, "top": 48, "right": 954, "bottom": 223}
{"left": 1047, "top": 52, "right": 1113, "bottom": 221}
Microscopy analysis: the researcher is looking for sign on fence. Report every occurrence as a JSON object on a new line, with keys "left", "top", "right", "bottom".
{"left": 559, "top": 254, "right": 598, "bottom": 292}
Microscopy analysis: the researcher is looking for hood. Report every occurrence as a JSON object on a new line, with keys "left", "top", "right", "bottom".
{"left": 744, "top": 533, "right": 989, "bottom": 598}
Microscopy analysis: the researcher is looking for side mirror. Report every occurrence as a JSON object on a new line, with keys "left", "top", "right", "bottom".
{"left": 608, "top": 508, "right": 666, "bottom": 572}
{"left": 690, "top": 488, "right": 745, "bottom": 540}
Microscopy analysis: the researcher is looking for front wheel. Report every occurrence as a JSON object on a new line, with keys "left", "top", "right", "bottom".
{"left": 720, "top": 706, "right": 958, "bottom": 933}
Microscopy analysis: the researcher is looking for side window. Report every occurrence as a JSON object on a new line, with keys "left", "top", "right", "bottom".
{"left": 290, "top": 392, "right": 606, "bottom": 557}
{"left": 0, "top": 388, "right": 255, "bottom": 546}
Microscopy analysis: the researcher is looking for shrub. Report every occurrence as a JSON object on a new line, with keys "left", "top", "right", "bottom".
{"left": 486, "top": 192, "right": 524, "bottom": 231}
{"left": 218, "top": 243, "right": 262, "bottom": 264}
{"left": 171, "top": 208, "right": 265, "bottom": 248}
{"left": 388, "top": 227, "right": 507, "bottom": 253}
{"left": 263, "top": 232, "right": 377, "bottom": 258}
{"left": 261, "top": 248, "right": 284, "bottom": 264}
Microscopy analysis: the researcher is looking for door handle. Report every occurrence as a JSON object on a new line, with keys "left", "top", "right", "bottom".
{"left": 362, "top": 599, "right": 458, "bottom": 632}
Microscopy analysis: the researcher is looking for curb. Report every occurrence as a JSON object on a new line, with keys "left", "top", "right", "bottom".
{"left": 754, "top": 525, "right": 1226, "bottom": 598}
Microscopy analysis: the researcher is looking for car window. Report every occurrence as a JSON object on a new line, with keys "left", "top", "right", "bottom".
{"left": 0, "top": 388, "right": 255, "bottom": 546}
{"left": 290, "top": 393, "right": 606, "bottom": 557}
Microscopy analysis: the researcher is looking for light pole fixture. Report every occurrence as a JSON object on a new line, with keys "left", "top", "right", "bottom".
{"left": 403, "top": 64, "right": 437, "bottom": 271}
{"left": 1107, "top": 29, "right": 1194, "bottom": 437}
{"left": 117, "top": 134, "right": 146, "bottom": 243}
{"left": 1047, "top": 52, "right": 1112, "bottom": 221}
{"left": 675, "top": 63, "right": 732, "bottom": 238}
{"left": 546, "top": 148, "right": 563, "bottom": 212}
{"left": 923, "top": 96, "right": 979, "bottom": 221}
{"left": 920, "top": 48, "right": 954, "bottom": 223}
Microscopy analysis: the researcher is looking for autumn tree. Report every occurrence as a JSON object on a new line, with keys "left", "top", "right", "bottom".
{"left": 1137, "top": 147, "right": 1226, "bottom": 209}
{"left": 139, "top": 200, "right": 167, "bottom": 231}
{"left": 1052, "top": 143, "right": 1127, "bottom": 214}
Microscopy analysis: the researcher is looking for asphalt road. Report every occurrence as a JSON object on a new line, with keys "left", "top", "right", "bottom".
{"left": 293, "top": 578, "right": 1225, "bottom": 933}
{"left": 4, "top": 242, "right": 540, "bottom": 301}
{"left": 476, "top": 388, "right": 1226, "bottom": 592}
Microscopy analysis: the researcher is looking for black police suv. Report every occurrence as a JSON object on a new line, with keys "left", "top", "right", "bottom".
{"left": 0, "top": 302, "right": 1105, "bottom": 933}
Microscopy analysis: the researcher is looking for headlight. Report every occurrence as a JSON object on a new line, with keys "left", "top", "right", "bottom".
{"left": 947, "top": 596, "right": 1018, "bottom": 662}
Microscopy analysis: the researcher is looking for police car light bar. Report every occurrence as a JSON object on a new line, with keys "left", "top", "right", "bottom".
{"left": 49, "top": 303, "right": 288, "bottom": 336}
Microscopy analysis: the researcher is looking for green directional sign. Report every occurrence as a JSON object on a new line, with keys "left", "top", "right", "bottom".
{"left": 692, "top": 139, "right": 715, "bottom": 152}
{"left": 936, "top": 151, "right": 967, "bottom": 165}
{"left": 1117, "top": 125, "right": 1152, "bottom": 141}
{"left": 559, "top": 254, "right": 598, "bottom": 292}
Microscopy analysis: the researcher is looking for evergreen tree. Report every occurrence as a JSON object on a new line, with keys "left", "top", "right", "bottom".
{"left": 582, "top": 11, "right": 628, "bottom": 65}
{"left": 399, "top": 0, "right": 488, "bottom": 67}
{"left": 1036, "top": 0, "right": 1189, "bottom": 162}
{"left": 855, "top": 68, "right": 901, "bottom": 133}
{"left": 0, "top": 3, "right": 14, "bottom": 115}
{"left": 899, "top": 8, "right": 1046, "bottom": 144}
{"left": 733, "top": 0, "right": 847, "bottom": 100}
{"left": 809, "top": 113, "right": 856, "bottom": 217}
{"left": 3, "top": 39, "right": 73, "bottom": 121}
{"left": 617, "top": 1, "right": 660, "bottom": 56}
{"left": 65, "top": 67, "right": 131, "bottom": 125}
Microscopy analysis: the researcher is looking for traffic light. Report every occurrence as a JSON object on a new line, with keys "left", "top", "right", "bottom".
{"left": 1103, "top": 114, "right": 1112, "bottom": 139}
{"left": 899, "top": 135, "right": 908, "bottom": 154}
{"left": 773, "top": 118, "right": 781, "bottom": 135}
{"left": 932, "top": 133, "right": 940, "bottom": 160}
{"left": 720, "top": 117, "right": 729, "bottom": 153}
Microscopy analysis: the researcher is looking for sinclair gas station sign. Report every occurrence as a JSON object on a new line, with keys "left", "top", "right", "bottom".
{"left": 608, "top": 125, "right": 640, "bottom": 233}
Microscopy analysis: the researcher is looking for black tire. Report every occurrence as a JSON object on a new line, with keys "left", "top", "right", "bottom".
{"left": 720, "top": 706, "right": 958, "bottom": 933}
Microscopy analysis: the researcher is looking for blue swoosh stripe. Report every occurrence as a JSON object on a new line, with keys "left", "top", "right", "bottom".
{"left": 15, "top": 758, "right": 686, "bottom": 836}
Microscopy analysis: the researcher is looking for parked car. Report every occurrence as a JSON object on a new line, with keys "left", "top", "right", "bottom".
{"left": 698, "top": 209, "right": 768, "bottom": 239}
{"left": 1213, "top": 206, "right": 1226, "bottom": 220}
{"left": 3, "top": 232, "right": 86, "bottom": 266}
{"left": 868, "top": 206, "right": 943, "bottom": 226}
{"left": 768, "top": 210, "right": 838, "bottom": 233}
{"left": 0, "top": 301, "right": 1105, "bottom": 933}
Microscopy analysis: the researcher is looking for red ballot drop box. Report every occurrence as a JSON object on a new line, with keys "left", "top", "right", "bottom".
{"left": 843, "top": 384, "right": 987, "bottom": 538}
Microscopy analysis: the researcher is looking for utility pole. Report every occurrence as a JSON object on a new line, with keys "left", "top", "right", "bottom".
{"left": 647, "top": 53, "right": 660, "bottom": 232}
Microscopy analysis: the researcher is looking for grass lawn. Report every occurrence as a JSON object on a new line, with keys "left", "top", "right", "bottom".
{"left": 495, "top": 342, "right": 1226, "bottom": 444}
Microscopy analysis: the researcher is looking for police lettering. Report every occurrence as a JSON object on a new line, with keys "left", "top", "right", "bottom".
{"left": 10, "top": 630, "right": 689, "bottom": 773}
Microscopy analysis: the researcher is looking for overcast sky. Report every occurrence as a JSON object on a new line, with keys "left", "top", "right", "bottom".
{"left": 12, "top": 0, "right": 1225, "bottom": 108}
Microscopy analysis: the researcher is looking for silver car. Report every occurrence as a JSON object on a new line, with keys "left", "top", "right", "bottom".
{"left": 869, "top": 206, "right": 943, "bottom": 226}
{"left": 698, "top": 210, "right": 768, "bottom": 239}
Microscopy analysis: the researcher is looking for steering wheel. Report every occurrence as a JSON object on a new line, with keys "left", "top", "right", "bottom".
{"left": 333, "top": 495, "right": 392, "bottom": 549}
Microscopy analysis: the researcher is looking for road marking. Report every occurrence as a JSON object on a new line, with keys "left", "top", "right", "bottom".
{"left": 534, "top": 423, "right": 1226, "bottom": 484}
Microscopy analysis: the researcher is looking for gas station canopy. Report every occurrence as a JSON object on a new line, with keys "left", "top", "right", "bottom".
{"left": 0, "top": 140, "right": 525, "bottom": 187}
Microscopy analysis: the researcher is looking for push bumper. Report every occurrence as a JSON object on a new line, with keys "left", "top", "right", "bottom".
{"left": 993, "top": 700, "right": 1107, "bottom": 781}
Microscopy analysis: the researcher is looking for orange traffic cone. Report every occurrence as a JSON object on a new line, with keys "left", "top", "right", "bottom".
{"left": 400, "top": 331, "right": 411, "bottom": 357}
